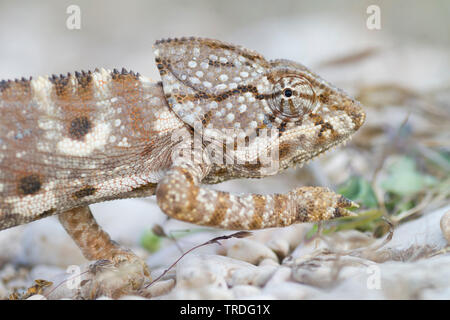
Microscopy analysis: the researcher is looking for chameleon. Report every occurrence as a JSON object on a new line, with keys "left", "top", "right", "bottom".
{"left": 0, "top": 37, "right": 365, "bottom": 297}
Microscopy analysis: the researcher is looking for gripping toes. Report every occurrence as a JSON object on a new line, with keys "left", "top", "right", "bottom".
{"left": 291, "top": 186, "right": 358, "bottom": 222}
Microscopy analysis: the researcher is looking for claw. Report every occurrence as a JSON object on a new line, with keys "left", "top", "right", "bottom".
{"left": 334, "top": 207, "right": 358, "bottom": 218}
{"left": 338, "top": 195, "right": 359, "bottom": 209}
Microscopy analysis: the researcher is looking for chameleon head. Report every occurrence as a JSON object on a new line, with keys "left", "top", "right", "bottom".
{"left": 154, "top": 37, "right": 365, "bottom": 170}
{"left": 265, "top": 59, "right": 366, "bottom": 167}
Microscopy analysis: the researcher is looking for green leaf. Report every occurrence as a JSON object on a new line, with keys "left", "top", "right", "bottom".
{"left": 338, "top": 176, "right": 378, "bottom": 208}
{"left": 305, "top": 224, "right": 319, "bottom": 239}
{"left": 381, "top": 156, "right": 437, "bottom": 196}
{"left": 140, "top": 230, "right": 162, "bottom": 253}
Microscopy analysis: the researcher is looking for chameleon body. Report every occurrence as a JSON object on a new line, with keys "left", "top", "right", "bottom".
{"left": 0, "top": 37, "right": 365, "bottom": 296}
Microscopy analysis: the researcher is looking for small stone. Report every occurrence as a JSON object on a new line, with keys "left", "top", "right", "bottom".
{"left": 226, "top": 239, "right": 278, "bottom": 265}
{"left": 230, "top": 265, "right": 276, "bottom": 287}
{"left": 259, "top": 258, "right": 279, "bottom": 267}
{"left": 176, "top": 254, "right": 255, "bottom": 289}
{"left": 264, "top": 266, "right": 292, "bottom": 286}
{"left": 440, "top": 210, "right": 450, "bottom": 244}
{"left": 144, "top": 279, "right": 175, "bottom": 298}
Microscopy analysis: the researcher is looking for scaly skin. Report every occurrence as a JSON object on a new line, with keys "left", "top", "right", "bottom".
{"left": 0, "top": 37, "right": 365, "bottom": 297}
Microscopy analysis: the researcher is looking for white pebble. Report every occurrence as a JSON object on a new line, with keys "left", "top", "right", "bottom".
{"left": 226, "top": 239, "right": 278, "bottom": 265}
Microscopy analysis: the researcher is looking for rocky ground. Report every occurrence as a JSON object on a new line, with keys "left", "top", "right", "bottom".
{"left": 0, "top": 0, "right": 449, "bottom": 300}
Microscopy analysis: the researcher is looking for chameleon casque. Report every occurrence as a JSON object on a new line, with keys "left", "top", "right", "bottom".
{"left": 0, "top": 37, "right": 365, "bottom": 296}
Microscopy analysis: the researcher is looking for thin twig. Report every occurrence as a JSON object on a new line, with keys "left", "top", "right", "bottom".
{"left": 144, "top": 231, "right": 252, "bottom": 288}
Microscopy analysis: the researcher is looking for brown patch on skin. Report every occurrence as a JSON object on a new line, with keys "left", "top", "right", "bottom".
{"left": 73, "top": 186, "right": 97, "bottom": 199}
{"left": 349, "top": 110, "right": 365, "bottom": 130}
{"left": 208, "top": 59, "right": 235, "bottom": 68}
{"left": 250, "top": 195, "right": 266, "bottom": 229}
{"left": 73, "top": 70, "right": 94, "bottom": 99}
{"left": 317, "top": 122, "right": 334, "bottom": 137}
{"left": 0, "top": 80, "right": 10, "bottom": 92}
{"left": 0, "top": 78, "right": 32, "bottom": 102}
{"left": 178, "top": 167, "right": 195, "bottom": 186}
{"left": 69, "top": 116, "right": 92, "bottom": 140}
{"left": 201, "top": 110, "right": 213, "bottom": 126}
{"left": 110, "top": 68, "right": 141, "bottom": 96}
{"left": 59, "top": 207, "right": 123, "bottom": 262}
{"left": 274, "top": 194, "right": 289, "bottom": 226}
{"left": 206, "top": 192, "right": 230, "bottom": 226}
{"left": 278, "top": 143, "right": 292, "bottom": 160}
{"left": 39, "top": 208, "right": 56, "bottom": 219}
{"left": 296, "top": 206, "right": 310, "bottom": 222}
{"left": 49, "top": 74, "right": 71, "bottom": 96}
{"left": 18, "top": 174, "right": 42, "bottom": 195}
{"left": 318, "top": 92, "right": 330, "bottom": 104}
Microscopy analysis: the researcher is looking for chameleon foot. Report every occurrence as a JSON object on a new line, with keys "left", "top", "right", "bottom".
{"left": 79, "top": 250, "right": 150, "bottom": 299}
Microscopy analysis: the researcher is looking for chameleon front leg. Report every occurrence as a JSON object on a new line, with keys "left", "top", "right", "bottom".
{"left": 156, "top": 157, "right": 358, "bottom": 230}
{"left": 59, "top": 206, "right": 150, "bottom": 298}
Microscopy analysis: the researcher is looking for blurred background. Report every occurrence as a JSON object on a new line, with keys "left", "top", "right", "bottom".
{"left": 0, "top": 0, "right": 449, "bottom": 299}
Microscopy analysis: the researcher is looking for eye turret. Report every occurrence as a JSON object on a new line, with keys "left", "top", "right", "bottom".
{"left": 270, "top": 75, "right": 316, "bottom": 121}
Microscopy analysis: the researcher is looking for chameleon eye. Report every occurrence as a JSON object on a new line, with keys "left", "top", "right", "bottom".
{"left": 270, "top": 76, "right": 316, "bottom": 120}
{"left": 283, "top": 88, "right": 293, "bottom": 97}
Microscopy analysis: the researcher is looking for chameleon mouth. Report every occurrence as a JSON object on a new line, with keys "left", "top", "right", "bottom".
{"left": 290, "top": 134, "right": 353, "bottom": 167}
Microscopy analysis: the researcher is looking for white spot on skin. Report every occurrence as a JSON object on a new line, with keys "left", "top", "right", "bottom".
{"left": 239, "top": 104, "right": 247, "bottom": 113}
{"left": 215, "top": 84, "right": 227, "bottom": 90}
{"left": 190, "top": 77, "right": 200, "bottom": 84}
{"left": 219, "top": 57, "right": 228, "bottom": 64}
{"left": 240, "top": 72, "right": 249, "bottom": 78}
{"left": 209, "top": 101, "right": 218, "bottom": 109}
{"left": 193, "top": 47, "right": 200, "bottom": 56}
{"left": 203, "top": 81, "right": 212, "bottom": 88}
{"left": 229, "top": 83, "right": 237, "bottom": 89}
{"left": 188, "top": 61, "right": 197, "bottom": 68}
{"left": 209, "top": 54, "right": 218, "bottom": 61}
{"left": 57, "top": 123, "right": 111, "bottom": 156}
{"left": 249, "top": 121, "right": 257, "bottom": 128}
{"left": 200, "top": 62, "right": 209, "bottom": 69}
{"left": 30, "top": 77, "right": 54, "bottom": 113}
{"left": 114, "top": 119, "right": 121, "bottom": 127}
{"left": 92, "top": 68, "right": 112, "bottom": 100}
{"left": 219, "top": 74, "right": 228, "bottom": 82}
{"left": 118, "top": 137, "right": 130, "bottom": 147}
{"left": 226, "top": 102, "right": 233, "bottom": 109}
{"left": 195, "top": 71, "right": 204, "bottom": 78}
{"left": 226, "top": 113, "right": 235, "bottom": 122}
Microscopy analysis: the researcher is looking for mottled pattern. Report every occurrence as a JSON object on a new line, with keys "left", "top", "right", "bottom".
{"left": 0, "top": 69, "right": 182, "bottom": 229}
{"left": 0, "top": 38, "right": 365, "bottom": 284}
